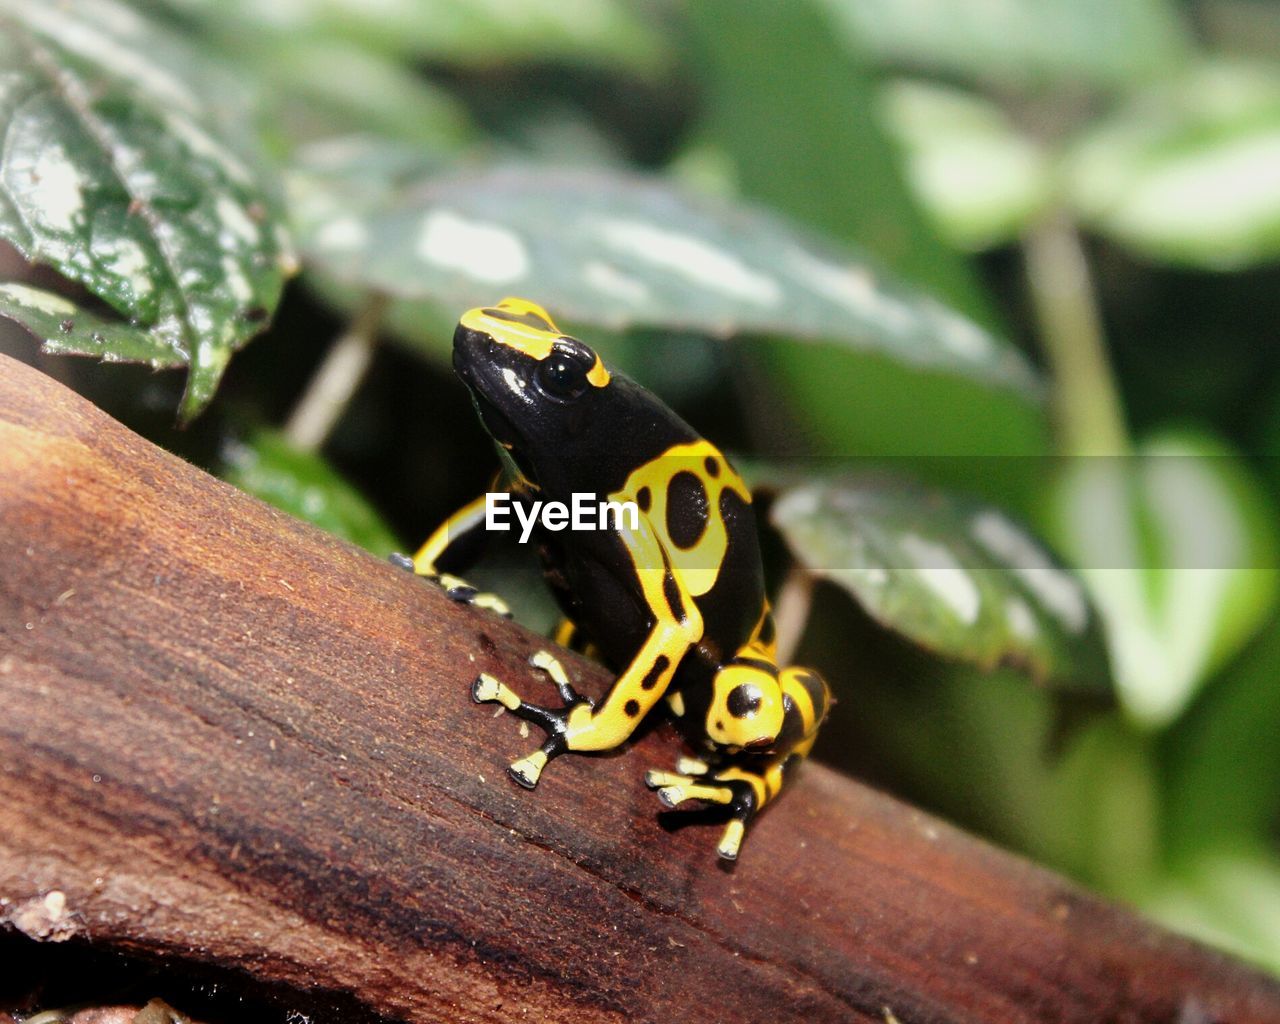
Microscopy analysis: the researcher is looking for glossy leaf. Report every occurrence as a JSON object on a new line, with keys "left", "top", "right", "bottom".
{"left": 0, "top": 0, "right": 294, "bottom": 419}
{"left": 290, "top": 143, "right": 1040, "bottom": 398}
{"left": 881, "top": 80, "right": 1053, "bottom": 250}
{"left": 1047, "top": 431, "right": 1278, "bottom": 727}
{"left": 1065, "top": 62, "right": 1280, "bottom": 268}
{"left": 677, "top": 1, "right": 1051, "bottom": 471}
{"left": 821, "top": 0, "right": 1190, "bottom": 88}
{"left": 768, "top": 473, "right": 1112, "bottom": 693}
{"left": 0, "top": 281, "right": 182, "bottom": 363}
{"left": 220, "top": 428, "right": 401, "bottom": 556}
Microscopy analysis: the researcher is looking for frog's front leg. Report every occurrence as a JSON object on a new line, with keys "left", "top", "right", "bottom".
{"left": 647, "top": 665, "right": 832, "bottom": 860}
{"left": 472, "top": 650, "right": 590, "bottom": 787}
{"left": 473, "top": 615, "right": 697, "bottom": 787}
{"left": 472, "top": 516, "right": 702, "bottom": 787}
{"left": 395, "top": 493, "right": 512, "bottom": 617}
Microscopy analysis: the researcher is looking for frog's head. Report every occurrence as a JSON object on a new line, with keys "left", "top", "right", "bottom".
{"left": 452, "top": 298, "right": 613, "bottom": 486}
{"left": 704, "top": 663, "right": 785, "bottom": 754}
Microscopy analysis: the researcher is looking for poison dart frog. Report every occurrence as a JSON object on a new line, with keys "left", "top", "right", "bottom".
{"left": 399, "top": 297, "right": 832, "bottom": 860}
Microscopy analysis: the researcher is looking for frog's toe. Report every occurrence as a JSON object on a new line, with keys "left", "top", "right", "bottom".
{"left": 472, "top": 673, "right": 519, "bottom": 709}
{"left": 508, "top": 750, "right": 549, "bottom": 789}
{"left": 528, "top": 649, "right": 582, "bottom": 704}
{"left": 421, "top": 572, "right": 512, "bottom": 617}
{"left": 717, "top": 819, "right": 747, "bottom": 861}
{"left": 389, "top": 552, "right": 416, "bottom": 572}
{"left": 437, "top": 573, "right": 477, "bottom": 600}
{"left": 472, "top": 663, "right": 586, "bottom": 791}
{"left": 645, "top": 771, "right": 734, "bottom": 809}
{"left": 676, "top": 756, "right": 709, "bottom": 776}
{"left": 646, "top": 769, "right": 760, "bottom": 859}
{"left": 473, "top": 592, "right": 514, "bottom": 618}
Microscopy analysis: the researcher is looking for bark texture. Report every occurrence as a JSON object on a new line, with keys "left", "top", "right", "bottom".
{"left": 1, "top": 353, "right": 1278, "bottom": 1023}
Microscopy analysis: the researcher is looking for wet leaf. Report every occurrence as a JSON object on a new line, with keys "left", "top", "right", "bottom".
{"left": 220, "top": 428, "right": 401, "bottom": 555}
{"left": 1046, "top": 430, "right": 1278, "bottom": 727}
{"left": 0, "top": 281, "right": 181, "bottom": 363}
{"left": 1065, "top": 61, "right": 1280, "bottom": 269}
{"left": 0, "top": 0, "right": 294, "bottom": 419}
{"left": 821, "top": 0, "right": 1190, "bottom": 88}
{"left": 768, "top": 473, "right": 1112, "bottom": 693}
{"left": 290, "top": 143, "right": 1040, "bottom": 398}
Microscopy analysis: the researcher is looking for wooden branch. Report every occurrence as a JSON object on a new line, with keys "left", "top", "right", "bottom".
{"left": 1, "top": 352, "right": 1277, "bottom": 1024}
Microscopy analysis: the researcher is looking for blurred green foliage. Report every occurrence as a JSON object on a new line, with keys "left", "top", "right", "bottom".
{"left": 2, "top": 0, "right": 1280, "bottom": 978}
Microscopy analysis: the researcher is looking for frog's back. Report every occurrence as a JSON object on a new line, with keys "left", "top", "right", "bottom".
{"left": 541, "top": 376, "right": 766, "bottom": 681}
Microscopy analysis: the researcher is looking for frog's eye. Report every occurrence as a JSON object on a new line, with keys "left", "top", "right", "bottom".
{"left": 536, "top": 344, "right": 594, "bottom": 401}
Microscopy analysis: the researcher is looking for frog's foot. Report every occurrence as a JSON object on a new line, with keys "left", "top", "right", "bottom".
{"left": 391, "top": 554, "right": 512, "bottom": 618}
{"left": 644, "top": 768, "right": 759, "bottom": 861}
{"left": 472, "top": 650, "right": 592, "bottom": 789}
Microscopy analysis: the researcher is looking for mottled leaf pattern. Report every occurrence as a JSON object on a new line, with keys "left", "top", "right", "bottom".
{"left": 291, "top": 143, "right": 1040, "bottom": 397}
{"left": 0, "top": 0, "right": 294, "bottom": 418}
{"left": 0, "top": 281, "right": 180, "bottom": 363}
{"left": 769, "top": 474, "right": 1112, "bottom": 693}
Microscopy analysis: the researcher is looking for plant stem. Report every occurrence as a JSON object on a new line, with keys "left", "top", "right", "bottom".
{"left": 1025, "top": 214, "right": 1159, "bottom": 891}
{"left": 772, "top": 562, "right": 814, "bottom": 666}
{"left": 283, "top": 292, "right": 389, "bottom": 453}
{"left": 1023, "top": 213, "right": 1129, "bottom": 457}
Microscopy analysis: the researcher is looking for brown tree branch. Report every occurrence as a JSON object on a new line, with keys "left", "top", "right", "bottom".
{"left": 0, "top": 353, "right": 1277, "bottom": 1024}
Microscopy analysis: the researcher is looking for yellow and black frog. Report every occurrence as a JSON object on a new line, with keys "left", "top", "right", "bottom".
{"left": 399, "top": 297, "right": 831, "bottom": 860}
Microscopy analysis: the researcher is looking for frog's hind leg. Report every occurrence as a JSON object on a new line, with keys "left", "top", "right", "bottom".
{"left": 646, "top": 760, "right": 787, "bottom": 860}
{"left": 646, "top": 664, "right": 832, "bottom": 860}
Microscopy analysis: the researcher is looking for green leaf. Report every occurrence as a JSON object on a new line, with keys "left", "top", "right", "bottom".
{"left": 881, "top": 80, "right": 1053, "bottom": 250}
{"left": 162, "top": 0, "right": 667, "bottom": 77}
{"left": 683, "top": 0, "right": 994, "bottom": 326}
{"left": 0, "top": 281, "right": 183, "bottom": 363}
{"left": 241, "top": 37, "right": 473, "bottom": 155}
{"left": 1143, "top": 844, "right": 1280, "bottom": 977}
{"left": 1046, "top": 430, "right": 1278, "bottom": 727}
{"left": 679, "top": 0, "right": 1047, "bottom": 490}
{"left": 821, "top": 0, "right": 1190, "bottom": 89}
{"left": 0, "top": 0, "right": 294, "bottom": 419}
{"left": 768, "top": 473, "right": 1112, "bottom": 693}
{"left": 1163, "top": 617, "right": 1280, "bottom": 861}
{"left": 220, "top": 428, "right": 401, "bottom": 556}
{"left": 290, "top": 142, "right": 1040, "bottom": 399}
{"left": 1065, "top": 62, "right": 1280, "bottom": 269}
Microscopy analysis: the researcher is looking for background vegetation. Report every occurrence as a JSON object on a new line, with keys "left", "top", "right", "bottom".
{"left": 2, "top": 0, "right": 1279, "bottom": 981}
